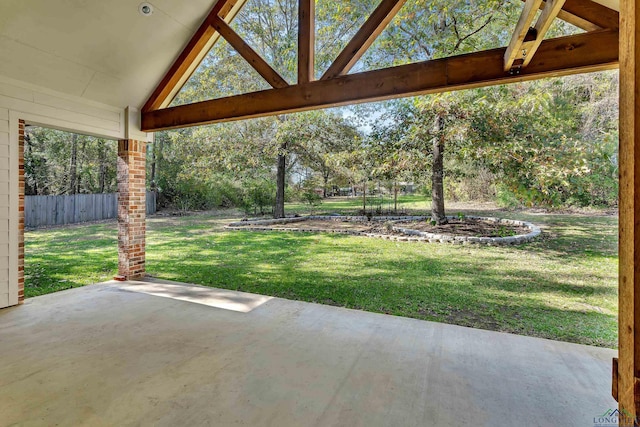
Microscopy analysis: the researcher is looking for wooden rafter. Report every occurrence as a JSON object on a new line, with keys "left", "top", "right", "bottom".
{"left": 142, "top": 0, "right": 248, "bottom": 113}
{"left": 142, "top": 29, "right": 618, "bottom": 131}
{"left": 321, "top": 0, "right": 407, "bottom": 80}
{"left": 561, "top": 0, "right": 618, "bottom": 30}
{"left": 143, "top": 0, "right": 621, "bottom": 113}
{"left": 298, "top": 0, "right": 315, "bottom": 83}
{"left": 523, "top": 0, "right": 567, "bottom": 67}
{"left": 556, "top": 11, "right": 599, "bottom": 32}
{"left": 505, "top": 0, "right": 566, "bottom": 72}
{"left": 211, "top": 16, "right": 289, "bottom": 88}
{"left": 525, "top": 0, "right": 620, "bottom": 31}
{"left": 504, "top": 0, "right": 543, "bottom": 72}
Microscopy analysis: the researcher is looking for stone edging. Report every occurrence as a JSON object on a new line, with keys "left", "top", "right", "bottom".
{"left": 226, "top": 215, "right": 541, "bottom": 245}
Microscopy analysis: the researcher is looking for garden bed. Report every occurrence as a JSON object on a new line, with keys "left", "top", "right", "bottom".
{"left": 227, "top": 215, "right": 541, "bottom": 245}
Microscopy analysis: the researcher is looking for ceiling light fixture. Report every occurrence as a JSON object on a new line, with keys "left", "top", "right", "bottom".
{"left": 139, "top": 2, "right": 154, "bottom": 16}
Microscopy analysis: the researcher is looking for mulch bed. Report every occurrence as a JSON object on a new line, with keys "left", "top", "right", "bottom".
{"left": 395, "top": 218, "right": 530, "bottom": 238}
{"left": 267, "top": 218, "right": 530, "bottom": 238}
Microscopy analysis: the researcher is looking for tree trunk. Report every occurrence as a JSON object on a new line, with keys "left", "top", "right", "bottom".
{"left": 149, "top": 140, "right": 157, "bottom": 192}
{"left": 24, "top": 133, "right": 36, "bottom": 195}
{"left": 98, "top": 139, "right": 107, "bottom": 193}
{"left": 394, "top": 181, "right": 398, "bottom": 213}
{"left": 362, "top": 178, "right": 367, "bottom": 214}
{"left": 69, "top": 134, "right": 78, "bottom": 195}
{"left": 431, "top": 115, "right": 447, "bottom": 225}
{"left": 78, "top": 138, "right": 87, "bottom": 193}
{"left": 323, "top": 170, "right": 329, "bottom": 198}
{"left": 274, "top": 143, "right": 287, "bottom": 219}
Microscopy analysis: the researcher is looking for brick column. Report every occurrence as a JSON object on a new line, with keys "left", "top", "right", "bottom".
{"left": 17, "top": 120, "right": 25, "bottom": 303}
{"left": 117, "top": 139, "right": 146, "bottom": 280}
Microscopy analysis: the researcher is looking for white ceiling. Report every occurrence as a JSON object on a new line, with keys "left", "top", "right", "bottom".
{"left": 0, "top": 0, "right": 620, "bottom": 111}
{"left": 593, "top": 0, "right": 619, "bottom": 11}
{"left": 0, "top": 0, "right": 217, "bottom": 110}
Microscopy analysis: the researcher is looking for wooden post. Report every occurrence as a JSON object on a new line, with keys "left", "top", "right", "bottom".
{"left": 298, "top": 0, "right": 315, "bottom": 83}
{"left": 618, "top": 0, "right": 640, "bottom": 424}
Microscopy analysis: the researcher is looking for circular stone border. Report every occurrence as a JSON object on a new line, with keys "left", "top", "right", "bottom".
{"left": 227, "top": 215, "right": 541, "bottom": 246}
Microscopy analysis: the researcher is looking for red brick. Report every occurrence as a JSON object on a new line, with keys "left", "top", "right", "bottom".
{"left": 117, "top": 139, "right": 146, "bottom": 280}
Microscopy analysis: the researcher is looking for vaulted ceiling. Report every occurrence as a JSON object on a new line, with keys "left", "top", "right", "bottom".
{"left": 0, "top": 0, "right": 620, "bottom": 111}
{"left": 0, "top": 0, "right": 216, "bottom": 109}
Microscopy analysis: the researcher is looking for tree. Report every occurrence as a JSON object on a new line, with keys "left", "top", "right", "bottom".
{"left": 69, "top": 134, "right": 78, "bottom": 195}
{"left": 274, "top": 121, "right": 288, "bottom": 218}
{"left": 431, "top": 114, "right": 446, "bottom": 224}
{"left": 368, "top": 102, "right": 427, "bottom": 212}
{"left": 466, "top": 74, "right": 619, "bottom": 207}
{"left": 169, "top": 0, "right": 395, "bottom": 217}
{"left": 146, "top": 0, "right": 618, "bottom": 215}
{"left": 24, "top": 127, "right": 117, "bottom": 196}
{"left": 357, "top": 0, "right": 518, "bottom": 223}
{"left": 283, "top": 111, "right": 360, "bottom": 196}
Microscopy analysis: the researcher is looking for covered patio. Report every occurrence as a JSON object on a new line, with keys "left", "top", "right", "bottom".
{"left": 0, "top": 0, "right": 638, "bottom": 424}
{"left": 1, "top": 279, "right": 615, "bottom": 426}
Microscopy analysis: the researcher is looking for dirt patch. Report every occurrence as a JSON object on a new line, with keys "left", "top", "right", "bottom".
{"left": 396, "top": 218, "right": 530, "bottom": 238}
{"left": 267, "top": 218, "right": 529, "bottom": 238}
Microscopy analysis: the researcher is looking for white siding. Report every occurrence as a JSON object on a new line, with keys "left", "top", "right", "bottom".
{"left": 0, "top": 78, "right": 123, "bottom": 140}
{"left": 0, "top": 110, "right": 8, "bottom": 308}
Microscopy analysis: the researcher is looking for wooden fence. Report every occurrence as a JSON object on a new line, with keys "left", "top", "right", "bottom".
{"left": 25, "top": 191, "right": 157, "bottom": 228}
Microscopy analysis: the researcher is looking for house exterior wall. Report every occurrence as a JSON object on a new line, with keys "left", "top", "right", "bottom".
{"left": 0, "top": 78, "right": 151, "bottom": 308}
{"left": 0, "top": 106, "right": 10, "bottom": 308}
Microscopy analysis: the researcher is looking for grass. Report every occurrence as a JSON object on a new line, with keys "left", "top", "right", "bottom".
{"left": 26, "top": 223, "right": 118, "bottom": 296}
{"left": 24, "top": 197, "right": 618, "bottom": 348}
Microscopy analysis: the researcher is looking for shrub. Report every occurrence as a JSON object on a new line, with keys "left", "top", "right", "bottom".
{"left": 240, "top": 180, "right": 276, "bottom": 215}
{"left": 302, "top": 190, "right": 322, "bottom": 207}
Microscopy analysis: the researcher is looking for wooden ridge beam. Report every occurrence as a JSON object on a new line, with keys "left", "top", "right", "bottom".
{"left": 211, "top": 16, "right": 289, "bottom": 88}
{"left": 298, "top": 0, "right": 315, "bottom": 83}
{"left": 321, "top": 0, "right": 407, "bottom": 80}
{"left": 505, "top": 0, "right": 544, "bottom": 72}
{"left": 142, "top": 0, "right": 248, "bottom": 112}
{"left": 141, "top": 30, "right": 618, "bottom": 132}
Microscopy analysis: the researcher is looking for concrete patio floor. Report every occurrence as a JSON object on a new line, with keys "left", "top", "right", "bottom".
{"left": 0, "top": 279, "right": 616, "bottom": 427}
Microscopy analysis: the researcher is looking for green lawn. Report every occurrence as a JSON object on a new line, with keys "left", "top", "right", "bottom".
{"left": 24, "top": 197, "right": 618, "bottom": 348}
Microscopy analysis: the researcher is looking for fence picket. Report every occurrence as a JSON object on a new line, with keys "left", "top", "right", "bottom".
{"left": 25, "top": 191, "right": 156, "bottom": 228}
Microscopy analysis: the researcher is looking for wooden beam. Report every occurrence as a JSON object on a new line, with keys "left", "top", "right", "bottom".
{"left": 142, "top": 0, "right": 248, "bottom": 112}
{"left": 617, "top": 0, "right": 640, "bottom": 421}
{"left": 298, "top": 0, "right": 315, "bottom": 83}
{"left": 556, "top": 9, "right": 599, "bottom": 32}
{"left": 141, "top": 30, "right": 618, "bottom": 131}
{"left": 505, "top": 0, "right": 544, "bottom": 72}
{"left": 321, "top": 0, "right": 407, "bottom": 80}
{"left": 560, "top": 0, "right": 619, "bottom": 30}
{"left": 526, "top": 0, "right": 620, "bottom": 31}
{"left": 211, "top": 16, "right": 289, "bottom": 88}
{"left": 521, "top": 0, "right": 567, "bottom": 68}
{"left": 562, "top": 0, "right": 620, "bottom": 29}
{"left": 556, "top": 10, "right": 599, "bottom": 32}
